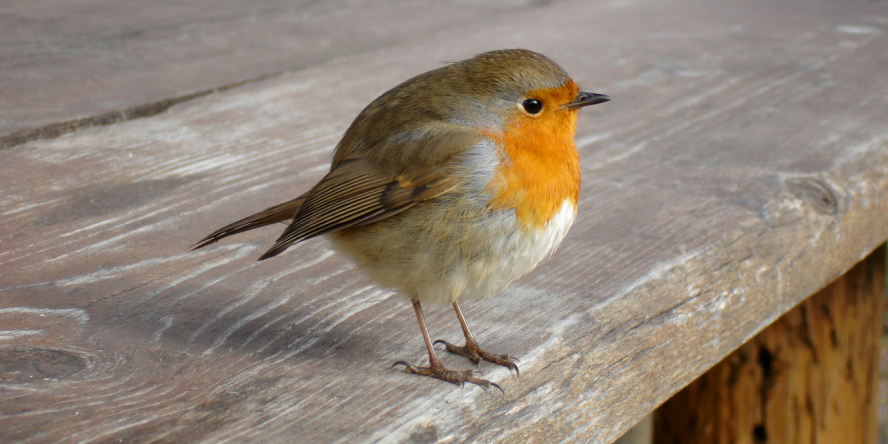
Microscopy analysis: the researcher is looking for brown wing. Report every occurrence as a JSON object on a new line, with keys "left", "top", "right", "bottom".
{"left": 192, "top": 195, "right": 307, "bottom": 250}
{"left": 257, "top": 158, "right": 460, "bottom": 260}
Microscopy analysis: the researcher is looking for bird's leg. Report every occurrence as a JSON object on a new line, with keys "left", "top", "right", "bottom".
{"left": 392, "top": 299, "right": 501, "bottom": 391}
{"left": 434, "top": 301, "right": 520, "bottom": 375}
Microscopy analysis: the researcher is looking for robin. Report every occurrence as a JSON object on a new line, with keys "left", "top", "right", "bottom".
{"left": 194, "top": 49, "right": 609, "bottom": 390}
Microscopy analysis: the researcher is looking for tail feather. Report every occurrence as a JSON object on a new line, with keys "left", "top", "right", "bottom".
{"left": 192, "top": 195, "right": 306, "bottom": 250}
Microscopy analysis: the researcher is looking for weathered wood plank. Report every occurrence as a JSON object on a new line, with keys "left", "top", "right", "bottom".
{"left": 1, "top": 0, "right": 888, "bottom": 442}
{"left": 0, "top": 0, "right": 542, "bottom": 147}
{"left": 653, "top": 245, "right": 885, "bottom": 444}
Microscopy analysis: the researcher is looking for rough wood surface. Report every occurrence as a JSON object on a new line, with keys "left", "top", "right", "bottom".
{"left": 653, "top": 246, "right": 886, "bottom": 444}
{"left": 2, "top": 0, "right": 888, "bottom": 443}
{"left": 0, "top": 0, "right": 541, "bottom": 147}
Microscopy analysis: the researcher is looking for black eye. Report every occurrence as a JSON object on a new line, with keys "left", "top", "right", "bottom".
{"left": 522, "top": 98, "right": 543, "bottom": 115}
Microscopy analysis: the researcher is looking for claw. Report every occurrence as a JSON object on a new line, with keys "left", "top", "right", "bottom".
{"left": 391, "top": 359, "right": 500, "bottom": 391}
{"left": 434, "top": 338, "right": 520, "bottom": 377}
{"left": 400, "top": 300, "right": 505, "bottom": 393}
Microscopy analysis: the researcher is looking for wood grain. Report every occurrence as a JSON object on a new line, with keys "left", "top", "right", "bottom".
{"left": 1, "top": 0, "right": 888, "bottom": 442}
{"left": 654, "top": 245, "right": 885, "bottom": 444}
{"left": 0, "top": 0, "right": 546, "bottom": 147}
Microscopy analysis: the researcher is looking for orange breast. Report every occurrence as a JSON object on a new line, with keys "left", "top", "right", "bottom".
{"left": 482, "top": 84, "right": 582, "bottom": 231}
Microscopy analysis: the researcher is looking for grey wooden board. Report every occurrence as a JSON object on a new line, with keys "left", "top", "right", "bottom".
{"left": 0, "top": 0, "right": 544, "bottom": 146}
{"left": 2, "top": 0, "right": 888, "bottom": 442}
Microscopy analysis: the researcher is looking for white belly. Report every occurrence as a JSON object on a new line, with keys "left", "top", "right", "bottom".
{"left": 329, "top": 197, "right": 576, "bottom": 304}
{"left": 418, "top": 198, "right": 577, "bottom": 304}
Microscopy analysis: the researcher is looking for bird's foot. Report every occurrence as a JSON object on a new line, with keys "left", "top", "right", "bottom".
{"left": 433, "top": 338, "right": 519, "bottom": 376}
{"left": 392, "top": 360, "right": 502, "bottom": 392}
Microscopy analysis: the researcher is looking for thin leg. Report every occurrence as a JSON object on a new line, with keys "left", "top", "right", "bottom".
{"left": 414, "top": 299, "right": 439, "bottom": 367}
{"left": 392, "top": 299, "right": 501, "bottom": 391}
{"left": 434, "top": 301, "right": 520, "bottom": 375}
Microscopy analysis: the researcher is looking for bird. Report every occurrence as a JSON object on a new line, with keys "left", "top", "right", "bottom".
{"left": 193, "top": 49, "right": 610, "bottom": 390}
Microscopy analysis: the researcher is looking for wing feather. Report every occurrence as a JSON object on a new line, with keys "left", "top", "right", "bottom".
{"left": 191, "top": 195, "right": 306, "bottom": 250}
{"left": 194, "top": 124, "right": 481, "bottom": 259}
{"left": 257, "top": 158, "right": 461, "bottom": 260}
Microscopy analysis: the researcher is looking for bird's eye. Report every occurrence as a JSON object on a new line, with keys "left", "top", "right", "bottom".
{"left": 522, "top": 98, "right": 543, "bottom": 115}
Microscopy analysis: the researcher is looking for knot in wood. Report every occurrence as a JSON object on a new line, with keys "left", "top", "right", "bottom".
{"left": 0, "top": 347, "right": 88, "bottom": 382}
{"left": 785, "top": 177, "right": 838, "bottom": 215}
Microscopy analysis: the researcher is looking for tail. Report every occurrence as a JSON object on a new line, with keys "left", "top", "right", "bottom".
{"left": 192, "top": 195, "right": 306, "bottom": 250}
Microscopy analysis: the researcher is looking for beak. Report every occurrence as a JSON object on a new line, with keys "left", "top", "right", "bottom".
{"left": 563, "top": 91, "right": 611, "bottom": 109}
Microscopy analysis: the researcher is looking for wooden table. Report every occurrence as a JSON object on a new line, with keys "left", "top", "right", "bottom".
{"left": 2, "top": 0, "right": 886, "bottom": 442}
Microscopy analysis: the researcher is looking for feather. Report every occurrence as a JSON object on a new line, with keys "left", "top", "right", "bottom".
{"left": 192, "top": 195, "right": 306, "bottom": 250}
{"left": 258, "top": 158, "right": 460, "bottom": 260}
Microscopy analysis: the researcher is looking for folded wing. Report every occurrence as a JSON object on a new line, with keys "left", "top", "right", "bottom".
{"left": 257, "top": 158, "right": 461, "bottom": 260}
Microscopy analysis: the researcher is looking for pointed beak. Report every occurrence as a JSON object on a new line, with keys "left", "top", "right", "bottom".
{"left": 563, "top": 91, "right": 611, "bottom": 109}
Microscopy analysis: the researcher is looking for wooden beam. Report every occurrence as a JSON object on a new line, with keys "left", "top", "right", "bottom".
{"left": 654, "top": 245, "right": 886, "bottom": 444}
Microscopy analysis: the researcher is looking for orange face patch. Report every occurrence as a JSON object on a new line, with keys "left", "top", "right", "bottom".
{"left": 482, "top": 82, "right": 582, "bottom": 231}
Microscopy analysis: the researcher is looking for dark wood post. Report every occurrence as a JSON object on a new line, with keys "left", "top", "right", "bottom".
{"left": 654, "top": 245, "right": 885, "bottom": 444}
